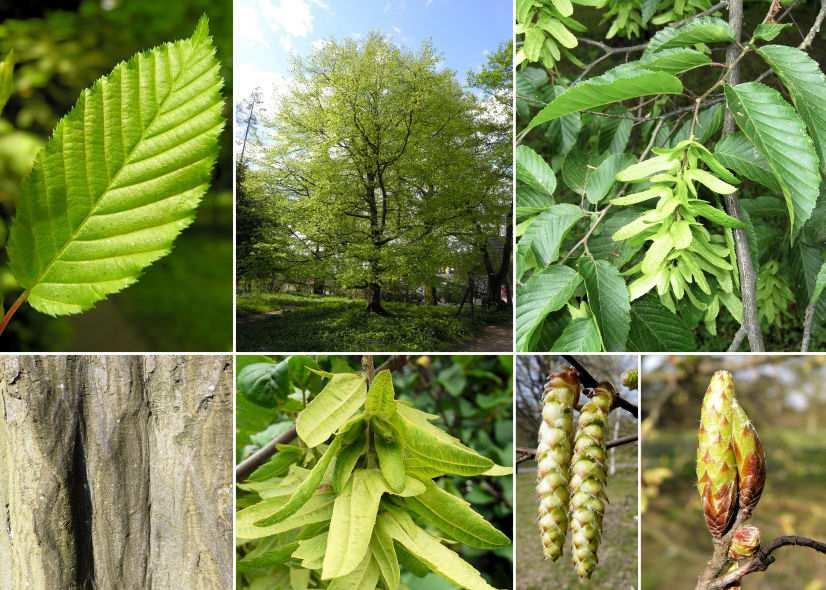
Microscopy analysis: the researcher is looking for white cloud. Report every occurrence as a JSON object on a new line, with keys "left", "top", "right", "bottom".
{"left": 234, "top": 62, "right": 292, "bottom": 116}
{"left": 237, "top": 0, "right": 331, "bottom": 51}
{"left": 312, "top": 38, "right": 329, "bottom": 51}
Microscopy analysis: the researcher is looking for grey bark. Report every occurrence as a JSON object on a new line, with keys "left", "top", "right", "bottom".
{"left": 0, "top": 356, "right": 232, "bottom": 590}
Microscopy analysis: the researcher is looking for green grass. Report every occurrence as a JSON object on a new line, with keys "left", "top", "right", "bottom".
{"left": 516, "top": 466, "right": 638, "bottom": 589}
{"left": 236, "top": 292, "right": 509, "bottom": 351}
{"left": 643, "top": 429, "right": 826, "bottom": 589}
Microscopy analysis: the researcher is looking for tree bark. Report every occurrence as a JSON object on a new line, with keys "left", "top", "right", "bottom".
{"left": 0, "top": 356, "right": 232, "bottom": 590}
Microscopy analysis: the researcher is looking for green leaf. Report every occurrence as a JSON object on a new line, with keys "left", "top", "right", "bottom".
{"left": 516, "top": 265, "right": 582, "bottom": 351}
{"left": 578, "top": 257, "right": 631, "bottom": 350}
{"left": 248, "top": 445, "right": 303, "bottom": 482}
{"left": 627, "top": 294, "right": 697, "bottom": 351}
{"left": 333, "top": 429, "right": 367, "bottom": 494}
{"left": 519, "top": 204, "right": 584, "bottom": 266}
{"left": 327, "top": 553, "right": 380, "bottom": 590}
{"left": 237, "top": 360, "right": 290, "bottom": 407}
{"left": 237, "top": 539, "right": 300, "bottom": 572}
{"left": 516, "top": 145, "right": 556, "bottom": 195}
{"left": 753, "top": 23, "right": 791, "bottom": 42}
{"left": 757, "top": 45, "right": 826, "bottom": 173}
{"left": 403, "top": 480, "right": 510, "bottom": 549}
{"left": 714, "top": 133, "right": 781, "bottom": 193}
{"left": 322, "top": 469, "right": 387, "bottom": 579}
{"left": 374, "top": 421, "right": 406, "bottom": 493}
{"left": 0, "top": 50, "right": 14, "bottom": 114}
{"left": 671, "top": 103, "right": 724, "bottom": 146}
{"left": 296, "top": 373, "right": 367, "bottom": 448}
{"left": 639, "top": 47, "right": 712, "bottom": 75}
{"left": 725, "top": 82, "right": 820, "bottom": 239}
{"left": 644, "top": 17, "right": 734, "bottom": 56}
{"left": 292, "top": 532, "right": 328, "bottom": 569}
{"left": 7, "top": 17, "right": 224, "bottom": 316}
{"left": 811, "top": 261, "right": 826, "bottom": 307}
{"left": 237, "top": 490, "right": 335, "bottom": 541}
{"left": 364, "top": 369, "right": 396, "bottom": 420}
{"left": 378, "top": 510, "right": 497, "bottom": 590}
{"left": 254, "top": 437, "right": 342, "bottom": 527}
{"left": 516, "top": 185, "right": 554, "bottom": 219}
{"left": 371, "top": 524, "right": 400, "bottom": 590}
{"left": 586, "top": 153, "right": 636, "bottom": 204}
{"left": 523, "top": 64, "right": 683, "bottom": 133}
{"left": 550, "top": 316, "right": 602, "bottom": 351}
{"left": 391, "top": 404, "right": 493, "bottom": 477}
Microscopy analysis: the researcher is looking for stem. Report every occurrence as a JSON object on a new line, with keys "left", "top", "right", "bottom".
{"left": 0, "top": 290, "right": 29, "bottom": 337}
{"left": 801, "top": 300, "right": 817, "bottom": 352}
{"left": 720, "top": 0, "right": 765, "bottom": 351}
{"left": 235, "top": 425, "right": 298, "bottom": 481}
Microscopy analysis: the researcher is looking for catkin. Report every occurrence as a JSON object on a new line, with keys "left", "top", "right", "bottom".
{"left": 569, "top": 383, "right": 614, "bottom": 580}
{"left": 535, "top": 368, "right": 579, "bottom": 561}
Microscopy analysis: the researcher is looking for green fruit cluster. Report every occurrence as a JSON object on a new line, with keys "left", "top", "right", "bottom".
{"left": 516, "top": 0, "right": 597, "bottom": 69}
{"left": 611, "top": 138, "right": 744, "bottom": 334}
{"left": 756, "top": 260, "right": 795, "bottom": 329}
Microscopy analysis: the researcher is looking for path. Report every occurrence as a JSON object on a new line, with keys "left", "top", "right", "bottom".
{"left": 462, "top": 323, "right": 513, "bottom": 352}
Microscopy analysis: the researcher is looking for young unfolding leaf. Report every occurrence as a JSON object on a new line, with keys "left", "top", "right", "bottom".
{"left": 322, "top": 469, "right": 387, "bottom": 579}
{"left": 237, "top": 490, "right": 335, "bottom": 541}
{"left": 292, "top": 532, "right": 328, "bottom": 570}
{"left": 364, "top": 369, "right": 397, "bottom": 420}
{"left": 391, "top": 403, "right": 494, "bottom": 477}
{"left": 371, "top": 523, "right": 401, "bottom": 590}
{"left": 373, "top": 418, "right": 407, "bottom": 493}
{"left": 238, "top": 465, "right": 310, "bottom": 499}
{"left": 333, "top": 428, "right": 367, "bottom": 494}
{"left": 403, "top": 480, "right": 510, "bottom": 549}
{"left": 7, "top": 17, "right": 224, "bottom": 316}
{"left": 296, "top": 373, "right": 367, "bottom": 447}
{"left": 255, "top": 437, "right": 342, "bottom": 527}
{"left": 378, "top": 509, "right": 497, "bottom": 590}
{"left": 326, "top": 553, "right": 380, "bottom": 590}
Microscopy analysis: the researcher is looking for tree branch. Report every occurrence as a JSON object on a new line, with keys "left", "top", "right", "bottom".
{"left": 562, "top": 355, "right": 639, "bottom": 418}
{"left": 516, "top": 434, "right": 638, "bottom": 464}
{"left": 801, "top": 300, "right": 817, "bottom": 352}
{"left": 708, "top": 535, "right": 826, "bottom": 589}
{"left": 721, "top": 0, "right": 765, "bottom": 352}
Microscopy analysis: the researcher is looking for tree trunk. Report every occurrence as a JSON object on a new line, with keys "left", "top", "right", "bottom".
{"left": 424, "top": 285, "right": 438, "bottom": 305}
{"left": 366, "top": 282, "right": 387, "bottom": 314}
{"left": 0, "top": 356, "right": 233, "bottom": 590}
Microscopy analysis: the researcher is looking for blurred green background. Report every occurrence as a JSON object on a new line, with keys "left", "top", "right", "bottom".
{"left": 235, "top": 354, "right": 514, "bottom": 590}
{"left": 0, "top": 0, "right": 232, "bottom": 351}
{"left": 642, "top": 355, "right": 826, "bottom": 589}
{"left": 515, "top": 355, "right": 639, "bottom": 589}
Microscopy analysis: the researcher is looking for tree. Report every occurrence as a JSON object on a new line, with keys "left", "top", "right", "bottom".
{"left": 0, "top": 356, "right": 232, "bottom": 588}
{"left": 250, "top": 34, "right": 504, "bottom": 313}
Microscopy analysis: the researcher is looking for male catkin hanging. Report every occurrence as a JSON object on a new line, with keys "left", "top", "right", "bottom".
{"left": 569, "top": 383, "right": 614, "bottom": 579}
{"left": 535, "top": 368, "right": 579, "bottom": 561}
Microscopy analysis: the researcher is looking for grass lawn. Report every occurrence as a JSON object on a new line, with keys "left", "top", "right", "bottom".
{"left": 643, "top": 429, "right": 826, "bottom": 589}
{"left": 516, "top": 466, "right": 639, "bottom": 589}
{"left": 236, "top": 292, "right": 510, "bottom": 351}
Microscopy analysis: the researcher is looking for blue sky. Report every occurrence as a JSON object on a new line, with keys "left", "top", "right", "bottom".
{"left": 234, "top": 0, "right": 513, "bottom": 110}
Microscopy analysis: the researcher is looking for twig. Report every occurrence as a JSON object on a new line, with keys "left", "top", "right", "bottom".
{"left": 708, "top": 535, "right": 826, "bottom": 589}
{"left": 516, "top": 434, "right": 638, "bottom": 464}
{"left": 799, "top": 0, "right": 826, "bottom": 50}
{"left": 0, "top": 290, "right": 28, "bottom": 337}
{"left": 728, "top": 325, "right": 747, "bottom": 352}
{"left": 801, "top": 300, "right": 817, "bottom": 352}
{"left": 235, "top": 426, "right": 297, "bottom": 482}
{"left": 562, "top": 355, "right": 639, "bottom": 417}
{"left": 721, "top": 0, "right": 766, "bottom": 351}
{"left": 575, "top": 39, "right": 648, "bottom": 82}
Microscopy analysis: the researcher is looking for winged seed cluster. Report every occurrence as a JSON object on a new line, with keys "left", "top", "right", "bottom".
{"left": 535, "top": 368, "right": 615, "bottom": 579}
{"left": 696, "top": 371, "right": 766, "bottom": 539}
{"left": 237, "top": 368, "right": 511, "bottom": 590}
{"left": 610, "top": 138, "right": 744, "bottom": 335}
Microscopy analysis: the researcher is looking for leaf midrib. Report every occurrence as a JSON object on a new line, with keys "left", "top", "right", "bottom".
{"left": 23, "top": 39, "right": 204, "bottom": 296}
